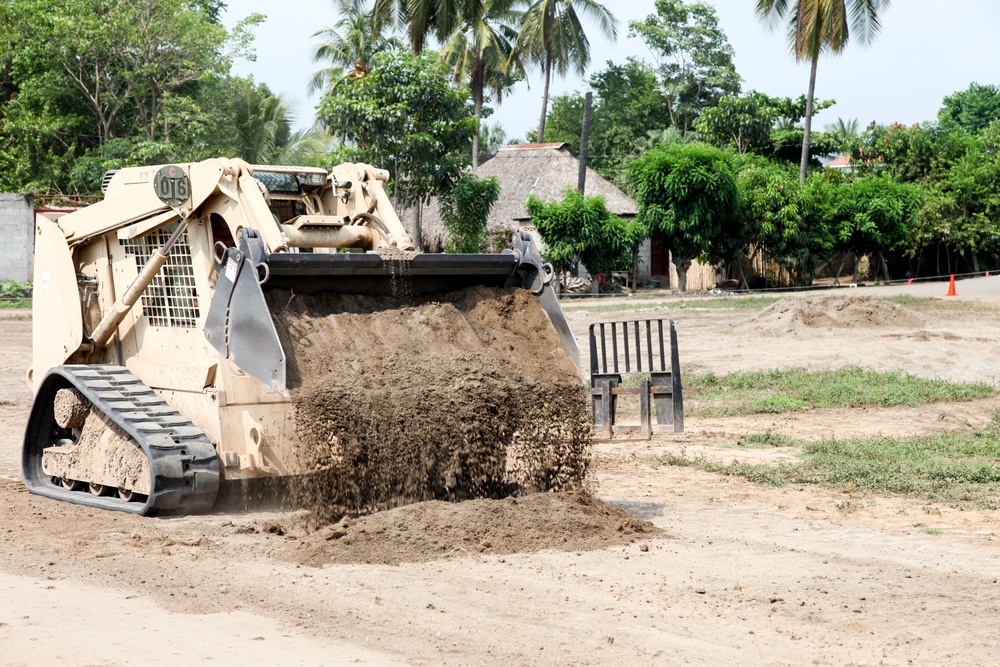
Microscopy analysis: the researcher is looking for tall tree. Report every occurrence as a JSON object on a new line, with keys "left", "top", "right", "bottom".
{"left": 629, "top": 0, "right": 740, "bottom": 135}
{"left": 440, "top": 0, "right": 524, "bottom": 167}
{"left": 517, "top": 0, "right": 618, "bottom": 143}
{"left": 318, "top": 50, "right": 478, "bottom": 243}
{"left": 309, "top": 4, "right": 401, "bottom": 95}
{"left": 360, "top": 0, "right": 461, "bottom": 55}
{"left": 532, "top": 58, "right": 672, "bottom": 181}
{"left": 939, "top": 82, "right": 1000, "bottom": 134}
{"left": 754, "top": 0, "right": 890, "bottom": 182}
{"left": 627, "top": 142, "right": 739, "bottom": 292}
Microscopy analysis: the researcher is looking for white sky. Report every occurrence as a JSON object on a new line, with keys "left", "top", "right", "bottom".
{"left": 222, "top": 0, "right": 1000, "bottom": 138}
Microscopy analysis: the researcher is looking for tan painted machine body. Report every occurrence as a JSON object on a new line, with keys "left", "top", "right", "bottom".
{"left": 24, "top": 158, "right": 579, "bottom": 515}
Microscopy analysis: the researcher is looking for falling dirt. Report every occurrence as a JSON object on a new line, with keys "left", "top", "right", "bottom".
{"left": 267, "top": 286, "right": 591, "bottom": 524}
{"left": 748, "top": 295, "right": 925, "bottom": 331}
{"left": 282, "top": 490, "right": 660, "bottom": 566}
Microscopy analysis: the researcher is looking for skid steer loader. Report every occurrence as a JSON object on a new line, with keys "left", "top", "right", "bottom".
{"left": 23, "top": 158, "right": 580, "bottom": 516}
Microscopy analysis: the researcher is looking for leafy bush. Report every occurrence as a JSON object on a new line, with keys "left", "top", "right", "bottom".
{"left": 526, "top": 188, "right": 646, "bottom": 278}
{"left": 439, "top": 173, "right": 501, "bottom": 253}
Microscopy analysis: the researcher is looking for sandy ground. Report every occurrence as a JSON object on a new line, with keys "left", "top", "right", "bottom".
{"left": 3, "top": 279, "right": 1000, "bottom": 666}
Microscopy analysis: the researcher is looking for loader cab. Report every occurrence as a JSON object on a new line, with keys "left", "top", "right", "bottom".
{"left": 251, "top": 167, "right": 329, "bottom": 224}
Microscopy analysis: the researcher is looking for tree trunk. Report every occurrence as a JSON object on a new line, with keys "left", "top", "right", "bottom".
{"left": 673, "top": 255, "right": 692, "bottom": 293}
{"left": 415, "top": 198, "right": 422, "bottom": 250}
{"left": 972, "top": 251, "right": 981, "bottom": 273}
{"left": 472, "top": 62, "right": 484, "bottom": 169}
{"left": 852, "top": 254, "right": 862, "bottom": 284}
{"left": 878, "top": 250, "right": 890, "bottom": 282}
{"left": 578, "top": 92, "right": 593, "bottom": 193}
{"left": 537, "top": 56, "right": 552, "bottom": 143}
{"left": 835, "top": 253, "right": 847, "bottom": 286}
{"left": 799, "top": 52, "right": 819, "bottom": 184}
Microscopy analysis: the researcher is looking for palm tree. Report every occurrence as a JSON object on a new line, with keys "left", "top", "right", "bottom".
{"left": 478, "top": 121, "right": 509, "bottom": 160}
{"left": 310, "top": 4, "right": 401, "bottom": 96}
{"left": 517, "top": 0, "right": 618, "bottom": 143}
{"left": 234, "top": 91, "right": 332, "bottom": 165}
{"left": 826, "top": 116, "right": 859, "bottom": 140}
{"left": 755, "top": 0, "right": 890, "bottom": 182}
{"left": 364, "top": 0, "right": 461, "bottom": 55}
{"left": 441, "top": 0, "right": 524, "bottom": 167}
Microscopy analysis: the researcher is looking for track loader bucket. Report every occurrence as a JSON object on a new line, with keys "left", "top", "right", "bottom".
{"left": 204, "top": 229, "right": 581, "bottom": 396}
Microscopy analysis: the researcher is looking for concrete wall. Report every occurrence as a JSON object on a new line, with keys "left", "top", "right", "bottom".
{"left": 0, "top": 193, "right": 34, "bottom": 282}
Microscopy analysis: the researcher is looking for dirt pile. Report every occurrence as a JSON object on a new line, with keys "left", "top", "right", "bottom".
{"left": 267, "top": 286, "right": 590, "bottom": 524}
{"left": 281, "top": 490, "right": 660, "bottom": 566}
{"left": 748, "top": 295, "right": 925, "bottom": 332}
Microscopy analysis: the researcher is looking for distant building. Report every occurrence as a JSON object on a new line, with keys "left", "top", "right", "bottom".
{"left": 408, "top": 142, "right": 720, "bottom": 290}
{"left": 826, "top": 154, "right": 853, "bottom": 172}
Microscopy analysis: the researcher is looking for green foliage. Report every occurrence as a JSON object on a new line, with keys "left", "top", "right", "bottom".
{"left": 318, "top": 50, "right": 479, "bottom": 209}
{"left": 629, "top": 0, "right": 740, "bottom": 134}
{"left": 532, "top": 58, "right": 672, "bottom": 182}
{"left": 0, "top": 0, "right": 264, "bottom": 193}
{"left": 0, "top": 280, "right": 31, "bottom": 308}
{"left": 439, "top": 173, "right": 501, "bottom": 253}
{"left": 309, "top": 7, "right": 401, "bottom": 95}
{"left": 626, "top": 142, "right": 738, "bottom": 288}
{"left": 919, "top": 144, "right": 1000, "bottom": 259}
{"left": 729, "top": 155, "right": 831, "bottom": 284}
{"left": 834, "top": 175, "right": 924, "bottom": 258}
{"left": 697, "top": 91, "right": 778, "bottom": 155}
{"left": 939, "top": 82, "right": 1000, "bottom": 134}
{"left": 525, "top": 188, "right": 646, "bottom": 277}
{"left": 696, "top": 90, "right": 837, "bottom": 165}
{"left": 686, "top": 367, "right": 995, "bottom": 418}
{"left": 518, "top": 0, "right": 620, "bottom": 142}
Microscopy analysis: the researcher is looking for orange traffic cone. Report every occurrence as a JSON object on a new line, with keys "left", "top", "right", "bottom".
{"left": 947, "top": 274, "right": 957, "bottom": 297}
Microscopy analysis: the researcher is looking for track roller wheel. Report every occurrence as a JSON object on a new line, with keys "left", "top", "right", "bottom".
{"left": 61, "top": 477, "right": 83, "bottom": 491}
{"left": 89, "top": 482, "right": 114, "bottom": 497}
{"left": 118, "top": 487, "right": 140, "bottom": 503}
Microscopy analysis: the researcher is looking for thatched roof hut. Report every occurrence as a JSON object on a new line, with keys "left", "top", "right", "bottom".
{"left": 406, "top": 142, "right": 637, "bottom": 251}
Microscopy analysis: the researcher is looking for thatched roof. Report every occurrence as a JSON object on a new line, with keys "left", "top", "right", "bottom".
{"left": 404, "top": 143, "right": 637, "bottom": 251}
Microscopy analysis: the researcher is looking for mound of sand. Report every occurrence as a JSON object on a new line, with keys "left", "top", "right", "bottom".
{"left": 280, "top": 491, "right": 660, "bottom": 566}
{"left": 267, "top": 286, "right": 591, "bottom": 524}
{"left": 748, "top": 295, "right": 925, "bottom": 332}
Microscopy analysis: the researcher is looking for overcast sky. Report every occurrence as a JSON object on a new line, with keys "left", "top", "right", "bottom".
{"left": 223, "top": 0, "right": 1000, "bottom": 138}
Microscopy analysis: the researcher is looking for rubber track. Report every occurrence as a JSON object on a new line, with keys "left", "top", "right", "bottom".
{"left": 22, "top": 365, "right": 220, "bottom": 516}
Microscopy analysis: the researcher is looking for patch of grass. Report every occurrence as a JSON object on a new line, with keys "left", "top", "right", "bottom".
{"left": 884, "top": 295, "right": 998, "bottom": 315}
{"left": 925, "top": 527, "right": 942, "bottom": 535}
{"left": 654, "top": 418, "right": 1000, "bottom": 509}
{"left": 686, "top": 367, "right": 995, "bottom": 417}
{"left": 0, "top": 298, "right": 31, "bottom": 309}
{"left": 736, "top": 430, "right": 799, "bottom": 448}
{"left": 0, "top": 279, "right": 31, "bottom": 309}
{"left": 562, "top": 296, "right": 780, "bottom": 313}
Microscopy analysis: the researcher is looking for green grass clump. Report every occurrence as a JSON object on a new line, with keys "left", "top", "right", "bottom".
{"left": 0, "top": 279, "right": 31, "bottom": 309}
{"left": 736, "top": 430, "right": 799, "bottom": 448}
{"left": 883, "top": 295, "right": 997, "bottom": 315}
{"left": 655, "top": 417, "right": 1000, "bottom": 508}
{"left": 686, "top": 367, "right": 995, "bottom": 417}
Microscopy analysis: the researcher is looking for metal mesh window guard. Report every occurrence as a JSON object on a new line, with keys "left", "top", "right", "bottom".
{"left": 122, "top": 224, "right": 200, "bottom": 328}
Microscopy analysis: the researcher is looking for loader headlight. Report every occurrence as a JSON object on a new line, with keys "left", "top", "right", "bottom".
{"left": 304, "top": 173, "right": 327, "bottom": 186}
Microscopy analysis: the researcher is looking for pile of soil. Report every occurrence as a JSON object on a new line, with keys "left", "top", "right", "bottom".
{"left": 281, "top": 490, "right": 660, "bottom": 566}
{"left": 267, "top": 286, "right": 591, "bottom": 524}
{"left": 748, "top": 295, "right": 925, "bottom": 331}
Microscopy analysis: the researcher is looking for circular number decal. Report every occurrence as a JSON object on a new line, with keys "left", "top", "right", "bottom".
{"left": 153, "top": 165, "right": 191, "bottom": 207}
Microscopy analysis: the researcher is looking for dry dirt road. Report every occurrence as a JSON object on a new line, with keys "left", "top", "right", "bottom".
{"left": 3, "top": 278, "right": 1000, "bottom": 666}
